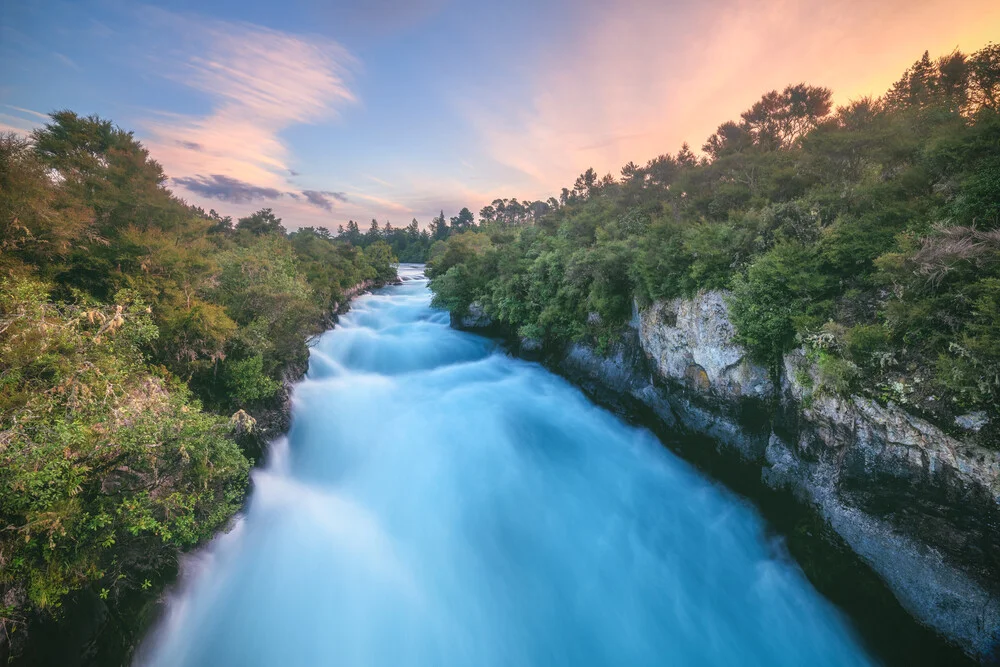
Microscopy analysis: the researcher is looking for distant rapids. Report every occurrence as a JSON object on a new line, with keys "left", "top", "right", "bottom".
{"left": 137, "top": 264, "right": 873, "bottom": 666}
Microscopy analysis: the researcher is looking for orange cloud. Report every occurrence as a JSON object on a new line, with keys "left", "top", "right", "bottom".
{"left": 469, "top": 0, "right": 1000, "bottom": 198}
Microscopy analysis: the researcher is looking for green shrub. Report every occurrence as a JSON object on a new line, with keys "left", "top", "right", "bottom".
{"left": 430, "top": 264, "right": 477, "bottom": 314}
{"left": 0, "top": 278, "right": 249, "bottom": 617}
{"left": 224, "top": 354, "right": 281, "bottom": 406}
{"left": 728, "top": 242, "right": 832, "bottom": 367}
{"left": 815, "top": 350, "right": 860, "bottom": 396}
{"left": 845, "top": 324, "right": 895, "bottom": 371}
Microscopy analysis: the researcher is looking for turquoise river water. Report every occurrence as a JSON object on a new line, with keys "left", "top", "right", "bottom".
{"left": 137, "top": 264, "right": 875, "bottom": 666}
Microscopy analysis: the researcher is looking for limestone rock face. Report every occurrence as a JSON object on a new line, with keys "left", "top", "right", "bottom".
{"left": 637, "top": 292, "right": 773, "bottom": 400}
{"left": 570, "top": 293, "right": 1000, "bottom": 658}
{"left": 518, "top": 336, "right": 543, "bottom": 360}
{"left": 778, "top": 346, "right": 1000, "bottom": 657}
{"left": 519, "top": 336, "right": 542, "bottom": 352}
{"left": 781, "top": 348, "right": 1000, "bottom": 505}
{"left": 449, "top": 287, "right": 1000, "bottom": 657}
{"left": 955, "top": 411, "right": 989, "bottom": 432}
{"left": 458, "top": 301, "right": 493, "bottom": 329}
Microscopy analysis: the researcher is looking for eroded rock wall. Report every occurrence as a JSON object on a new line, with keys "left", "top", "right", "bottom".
{"left": 500, "top": 290, "right": 1000, "bottom": 659}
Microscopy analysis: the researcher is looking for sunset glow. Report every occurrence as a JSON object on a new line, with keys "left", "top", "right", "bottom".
{"left": 2, "top": 0, "right": 997, "bottom": 228}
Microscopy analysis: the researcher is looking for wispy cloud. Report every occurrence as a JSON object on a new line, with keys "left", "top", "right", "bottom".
{"left": 0, "top": 107, "right": 47, "bottom": 135}
{"left": 348, "top": 191, "right": 412, "bottom": 214}
{"left": 172, "top": 29, "right": 355, "bottom": 124}
{"left": 171, "top": 174, "right": 284, "bottom": 203}
{"left": 4, "top": 105, "right": 49, "bottom": 120}
{"left": 169, "top": 173, "right": 357, "bottom": 216}
{"left": 302, "top": 190, "right": 348, "bottom": 211}
{"left": 364, "top": 174, "right": 394, "bottom": 188}
{"left": 138, "top": 9, "right": 357, "bottom": 216}
{"left": 52, "top": 52, "right": 81, "bottom": 70}
{"left": 88, "top": 19, "right": 114, "bottom": 39}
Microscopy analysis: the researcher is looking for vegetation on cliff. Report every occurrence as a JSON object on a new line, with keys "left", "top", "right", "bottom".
{"left": 427, "top": 45, "right": 1000, "bottom": 440}
{"left": 0, "top": 112, "right": 398, "bottom": 652}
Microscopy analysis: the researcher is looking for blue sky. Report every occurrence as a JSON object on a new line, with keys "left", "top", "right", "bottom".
{"left": 2, "top": 0, "right": 998, "bottom": 229}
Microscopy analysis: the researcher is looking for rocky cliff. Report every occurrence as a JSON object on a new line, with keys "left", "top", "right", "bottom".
{"left": 458, "top": 291, "right": 1000, "bottom": 660}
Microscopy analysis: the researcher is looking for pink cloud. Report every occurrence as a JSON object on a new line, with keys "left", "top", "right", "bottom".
{"left": 134, "top": 10, "right": 359, "bottom": 225}
{"left": 466, "top": 0, "right": 1000, "bottom": 198}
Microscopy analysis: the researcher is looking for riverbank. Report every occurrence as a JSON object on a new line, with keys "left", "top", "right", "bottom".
{"left": 8, "top": 278, "right": 389, "bottom": 667}
{"left": 450, "top": 294, "right": 997, "bottom": 665}
{"left": 239, "top": 278, "right": 385, "bottom": 461}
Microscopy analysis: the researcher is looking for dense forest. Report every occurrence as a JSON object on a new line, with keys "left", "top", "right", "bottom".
{"left": 338, "top": 217, "right": 432, "bottom": 262}
{"left": 334, "top": 205, "right": 497, "bottom": 262}
{"left": 2, "top": 41, "right": 999, "bottom": 661}
{"left": 428, "top": 45, "right": 1000, "bottom": 442}
{"left": 0, "top": 112, "right": 402, "bottom": 655}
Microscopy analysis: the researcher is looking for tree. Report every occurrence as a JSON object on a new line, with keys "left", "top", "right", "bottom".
{"left": 27, "top": 111, "right": 197, "bottom": 299}
{"left": 968, "top": 42, "right": 1000, "bottom": 113}
{"left": 430, "top": 210, "right": 450, "bottom": 240}
{"left": 743, "top": 84, "right": 833, "bottom": 149}
{"left": 703, "top": 85, "right": 832, "bottom": 157}
{"left": 32, "top": 111, "right": 169, "bottom": 238}
{"left": 206, "top": 209, "right": 233, "bottom": 235}
{"left": 0, "top": 132, "right": 93, "bottom": 270}
{"left": 363, "top": 240, "right": 398, "bottom": 282}
{"left": 645, "top": 154, "right": 680, "bottom": 186}
{"left": 479, "top": 205, "right": 496, "bottom": 225}
{"left": 936, "top": 50, "right": 970, "bottom": 112}
{"left": 450, "top": 207, "right": 475, "bottom": 232}
{"left": 342, "top": 220, "right": 363, "bottom": 246}
{"left": 365, "top": 219, "right": 382, "bottom": 244}
{"left": 236, "top": 208, "right": 285, "bottom": 236}
{"left": 703, "top": 121, "right": 754, "bottom": 158}
{"left": 885, "top": 51, "right": 939, "bottom": 110}
{"left": 528, "top": 200, "right": 551, "bottom": 221}
{"left": 621, "top": 161, "right": 640, "bottom": 181}
{"left": 573, "top": 168, "right": 599, "bottom": 199}
{"left": 676, "top": 143, "right": 698, "bottom": 167}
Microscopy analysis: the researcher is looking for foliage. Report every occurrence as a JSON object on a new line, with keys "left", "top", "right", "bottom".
{"left": 363, "top": 240, "right": 400, "bottom": 284}
{"left": 428, "top": 44, "right": 1000, "bottom": 435}
{"left": 0, "top": 278, "right": 249, "bottom": 622}
{"left": 0, "top": 109, "right": 401, "bottom": 651}
{"left": 337, "top": 217, "right": 432, "bottom": 262}
{"left": 224, "top": 354, "right": 281, "bottom": 405}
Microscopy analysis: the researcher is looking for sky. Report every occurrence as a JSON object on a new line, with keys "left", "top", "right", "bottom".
{"left": 1, "top": 0, "right": 998, "bottom": 231}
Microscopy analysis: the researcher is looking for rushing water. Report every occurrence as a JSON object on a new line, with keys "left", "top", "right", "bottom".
{"left": 138, "top": 264, "right": 874, "bottom": 666}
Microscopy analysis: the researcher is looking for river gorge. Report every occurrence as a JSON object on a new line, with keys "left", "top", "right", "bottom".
{"left": 136, "top": 265, "right": 965, "bottom": 666}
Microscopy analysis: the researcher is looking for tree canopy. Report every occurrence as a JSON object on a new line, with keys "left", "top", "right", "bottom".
{"left": 0, "top": 109, "right": 401, "bottom": 657}
{"left": 428, "top": 44, "right": 1000, "bottom": 445}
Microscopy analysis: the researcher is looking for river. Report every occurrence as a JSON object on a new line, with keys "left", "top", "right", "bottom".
{"left": 137, "top": 264, "right": 874, "bottom": 666}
